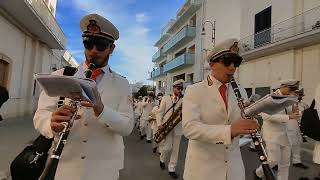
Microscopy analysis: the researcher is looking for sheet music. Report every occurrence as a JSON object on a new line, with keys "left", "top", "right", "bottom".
{"left": 34, "top": 74, "right": 97, "bottom": 105}
{"left": 244, "top": 94, "right": 298, "bottom": 116}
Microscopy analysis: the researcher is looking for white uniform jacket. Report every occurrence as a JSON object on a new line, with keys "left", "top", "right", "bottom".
{"left": 136, "top": 101, "right": 143, "bottom": 118}
{"left": 149, "top": 106, "right": 159, "bottom": 131}
{"left": 33, "top": 65, "right": 134, "bottom": 180}
{"left": 261, "top": 89, "right": 293, "bottom": 145}
{"left": 140, "top": 100, "right": 156, "bottom": 127}
{"left": 287, "top": 101, "right": 308, "bottom": 145}
{"left": 156, "top": 95, "right": 183, "bottom": 136}
{"left": 182, "top": 75, "right": 248, "bottom": 180}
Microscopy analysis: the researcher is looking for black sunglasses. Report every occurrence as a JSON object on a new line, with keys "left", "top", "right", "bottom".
{"left": 212, "top": 54, "right": 243, "bottom": 67}
{"left": 83, "top": 38, "right": 112, "bottom": 51}
{"left": 174, "top": 86, "right": 183, "bottom": 90}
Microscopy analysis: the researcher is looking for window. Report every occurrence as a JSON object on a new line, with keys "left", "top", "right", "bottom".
{"left": 174, "top": 48, "right": 186, "bottom": 58}
{"left": 245, "top": 88, "right": 253, "bottom": 98}
{"left": 0, "top": 59, "right": 9, "bottom": 87}
{"left": 186, "top": 73, "right": 194, "bottom": 84}
{"left": 189, "top": 15, "right": 196, "bottom": 27}
{"left": 173, "top": 74, "right": 185, "bottom": 82}
{"left": 254, "top": 6, "right": 272, "bottom": 47}
{"left": 255, "top": 87, "right": 271, "bottom": 97}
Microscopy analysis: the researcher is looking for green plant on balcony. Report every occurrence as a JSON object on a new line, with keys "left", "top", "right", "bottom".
{"left": 242, "top": 43, "right": 251, "bottom": 51}
{"left": 312, "top": 20, "right": 320, "bottom": 30}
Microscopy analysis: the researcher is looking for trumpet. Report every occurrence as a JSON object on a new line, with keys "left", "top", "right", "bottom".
{"left": 39, "top": 59, "right": 97, "bottom": 180}
{"left": 230, "top": 78, "right": 276, "bottom": 180}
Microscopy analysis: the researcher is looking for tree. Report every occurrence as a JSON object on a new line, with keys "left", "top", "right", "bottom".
{"left": 133, "top": 85, "right": 154, "bottom": 99}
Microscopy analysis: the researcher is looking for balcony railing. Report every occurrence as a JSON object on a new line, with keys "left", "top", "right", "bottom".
{"left": 151, "top": 67, "right": 165, "bottom": 79}
{"left": 167, "top": 0, "right": 201, "bottom": 34}
{"left": 163, "top": 26, "right": 196, "bottom": 53}
{"left": 152, "top": 49, "right": 166, "bottom": 62}
{"left": 163, "top": 53, "right": 194, "bottom": 73}
{"left": 27, "top": 0, "right": 66, "bottom": 48}
{"left": 240, "top": 5, "right": 320, "bottom": 54}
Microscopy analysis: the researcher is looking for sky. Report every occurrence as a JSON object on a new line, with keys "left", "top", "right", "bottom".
{"left": 55, "top": 0, "right": 186, "bottom": 84}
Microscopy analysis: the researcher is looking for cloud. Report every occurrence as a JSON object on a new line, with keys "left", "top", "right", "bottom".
{"left": 69, "top": 0, "right": 155, "bottom": 84}
{"left": 136, "top": 13, "right": 149, "bottom": 23}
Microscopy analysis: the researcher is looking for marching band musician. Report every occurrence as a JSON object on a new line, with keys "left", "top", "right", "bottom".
{"left": 135, "top": 96, "right": 143, "bottom": 132}
{"left": 149, "top": 93, "right": 164, "bottom": 153}
{"left": 289, "top": 87, "right": 309, "bottom": 169}
{"left": 140, "top": 91, "right": 156, "bottom": 143}
{"left": 313, "top": 84, "right": 320, "bottom": 179}
{"left": 254, "top": 79, "right": 301, "bottom": 180}
{"left": 156, "top": 79, "right": 184, "bottom": 179}
{"left": 33, "top": 14, "right": 134, "bottom": 180}
{"left": 182, "top": 38, "right": 259, "bottom": 180}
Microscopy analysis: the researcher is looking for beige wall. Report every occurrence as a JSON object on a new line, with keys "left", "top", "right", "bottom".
{"left": 199, "top": 0, "right": 241, "bottom": 81}
{"left": 239, "top": 44, "right": 320, "bottom": 103}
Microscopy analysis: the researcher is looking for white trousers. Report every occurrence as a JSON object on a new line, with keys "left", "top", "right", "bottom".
{"left": 152, "top": 129, "right": 158, "bottom": 149}
{"left": 140, "top": 119, "right": 147, "bottom": 136}
{"left": 146, "top": 121, "right": 153, "bottom": 141}
{"left": 291, "top": 135, "right": 303, "bottom": 164}
{"left": 159, "top": 133, "right": 182, "bottom": 172}
{"left": 292, "top": 144, "right": 302, "bottom": 164}
{"left": 256, "top": 142, "right": 291, "bottom": 180}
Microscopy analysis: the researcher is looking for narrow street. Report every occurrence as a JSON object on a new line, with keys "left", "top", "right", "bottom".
{"left": 0, "top": 117, "right": 319, "bottom": 180}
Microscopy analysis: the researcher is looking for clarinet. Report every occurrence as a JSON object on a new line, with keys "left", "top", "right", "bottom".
{"left": 39, "top": 59, "right": 97, "bottom": 180}
{"left": 229, "top": 78, "right": 276, "bottom": 180}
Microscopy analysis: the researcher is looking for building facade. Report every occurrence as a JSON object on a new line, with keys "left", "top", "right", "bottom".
{"left": 238, "top": 0, "right": 320, "bottom": 103}
{"left": 149, "top": 0, "right": 241, "bottom": 95}
{"left": 0, "top": 0, "right": 77, "bottom": 118}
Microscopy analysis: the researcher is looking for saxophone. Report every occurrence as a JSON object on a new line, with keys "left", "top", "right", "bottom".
{"left": 154, "top": 102, "right": 182, "bottom": 143}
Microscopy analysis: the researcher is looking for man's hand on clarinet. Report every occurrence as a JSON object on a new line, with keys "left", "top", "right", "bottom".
{"left": 80, "top": 87, "right": 104, "bottom": 117}
{"left": 289, "top": 112, "right": 300, "bottom": 120}
{"left": 51, "top": 105, "right": 78, "bottom": 133}
{"left": 231, "top": 118, "right": 259, "bottom": 138}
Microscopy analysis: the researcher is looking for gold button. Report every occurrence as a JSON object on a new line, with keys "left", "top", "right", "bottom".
{"left": 226, "top": 147, "right": 228, "bottom": 150}
{"left": 81, "top": 156, "right": 86, "bottom": 159}
{"left": 83, "top": 140, "right": 87, "bottom": 143}
{"left": 84, "top": 123, "right": 88, "bottom": 126}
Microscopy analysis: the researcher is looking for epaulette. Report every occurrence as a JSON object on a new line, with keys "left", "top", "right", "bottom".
{"left": 207, "top": 75, "right": 213, "bottom": 86}
{"left": 192, "top": 81, "right": 201, "bottom": 84}
{"left": 109, "top": 67, "right": 126, "bottom": 79}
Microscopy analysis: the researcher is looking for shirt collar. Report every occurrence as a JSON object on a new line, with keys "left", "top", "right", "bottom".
{"left": 82, "top": 62, "right": 110, "bottom": 74}
{"left": 209, "top": 75, "right": 228, "bottom": 88}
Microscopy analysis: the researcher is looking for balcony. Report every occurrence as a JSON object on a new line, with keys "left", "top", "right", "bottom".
{"left": 167, "top": 0, "right": 201, "bottom": 34}
{"left": 154, "top": 20, "right": 175, "bottom": 48}
{"left": 163, "top": 53, "right": 194, "bottom": 73}
{"left": 152, "top": 49, "right": 166, "bottom": 62}
{"left": 0, "top": 0, "right": 66, "bottom": 49}
{"left": 150, "top": 67, "right": 165, "bottom": 79}
{"left": 163, "top": 26, "right": 196, "bottom": 53}
{"left": 239, "top": 5, "right": 320, "bottom": 60}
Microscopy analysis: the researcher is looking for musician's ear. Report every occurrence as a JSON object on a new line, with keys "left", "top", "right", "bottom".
{"left": 109, "top": 44, "right": 115, "bottom": 54}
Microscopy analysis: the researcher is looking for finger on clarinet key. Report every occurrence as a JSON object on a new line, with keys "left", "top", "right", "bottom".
{"left": 81, "top": 101, "right": 93, "bottom": 107}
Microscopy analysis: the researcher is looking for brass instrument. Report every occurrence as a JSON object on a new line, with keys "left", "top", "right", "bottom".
{"left": 154, "top": 104, "right": 182, "bottom": 143}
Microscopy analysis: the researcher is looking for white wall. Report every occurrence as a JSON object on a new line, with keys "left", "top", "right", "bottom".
{"left": 239, "top": 44, "right": 320, "bottom": 103}
{"left": 240, "top": 0, "right": 296, "bottom": 39}
{"left": 198, "top": 0, "right": 241, "bottom": 81}
{"left": 0, "top": 14, "right": 65, "bottom": 118}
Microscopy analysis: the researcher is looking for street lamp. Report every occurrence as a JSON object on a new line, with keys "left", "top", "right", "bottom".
{"left": 201, "top": 20, "right": 216, "bottom": 46}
